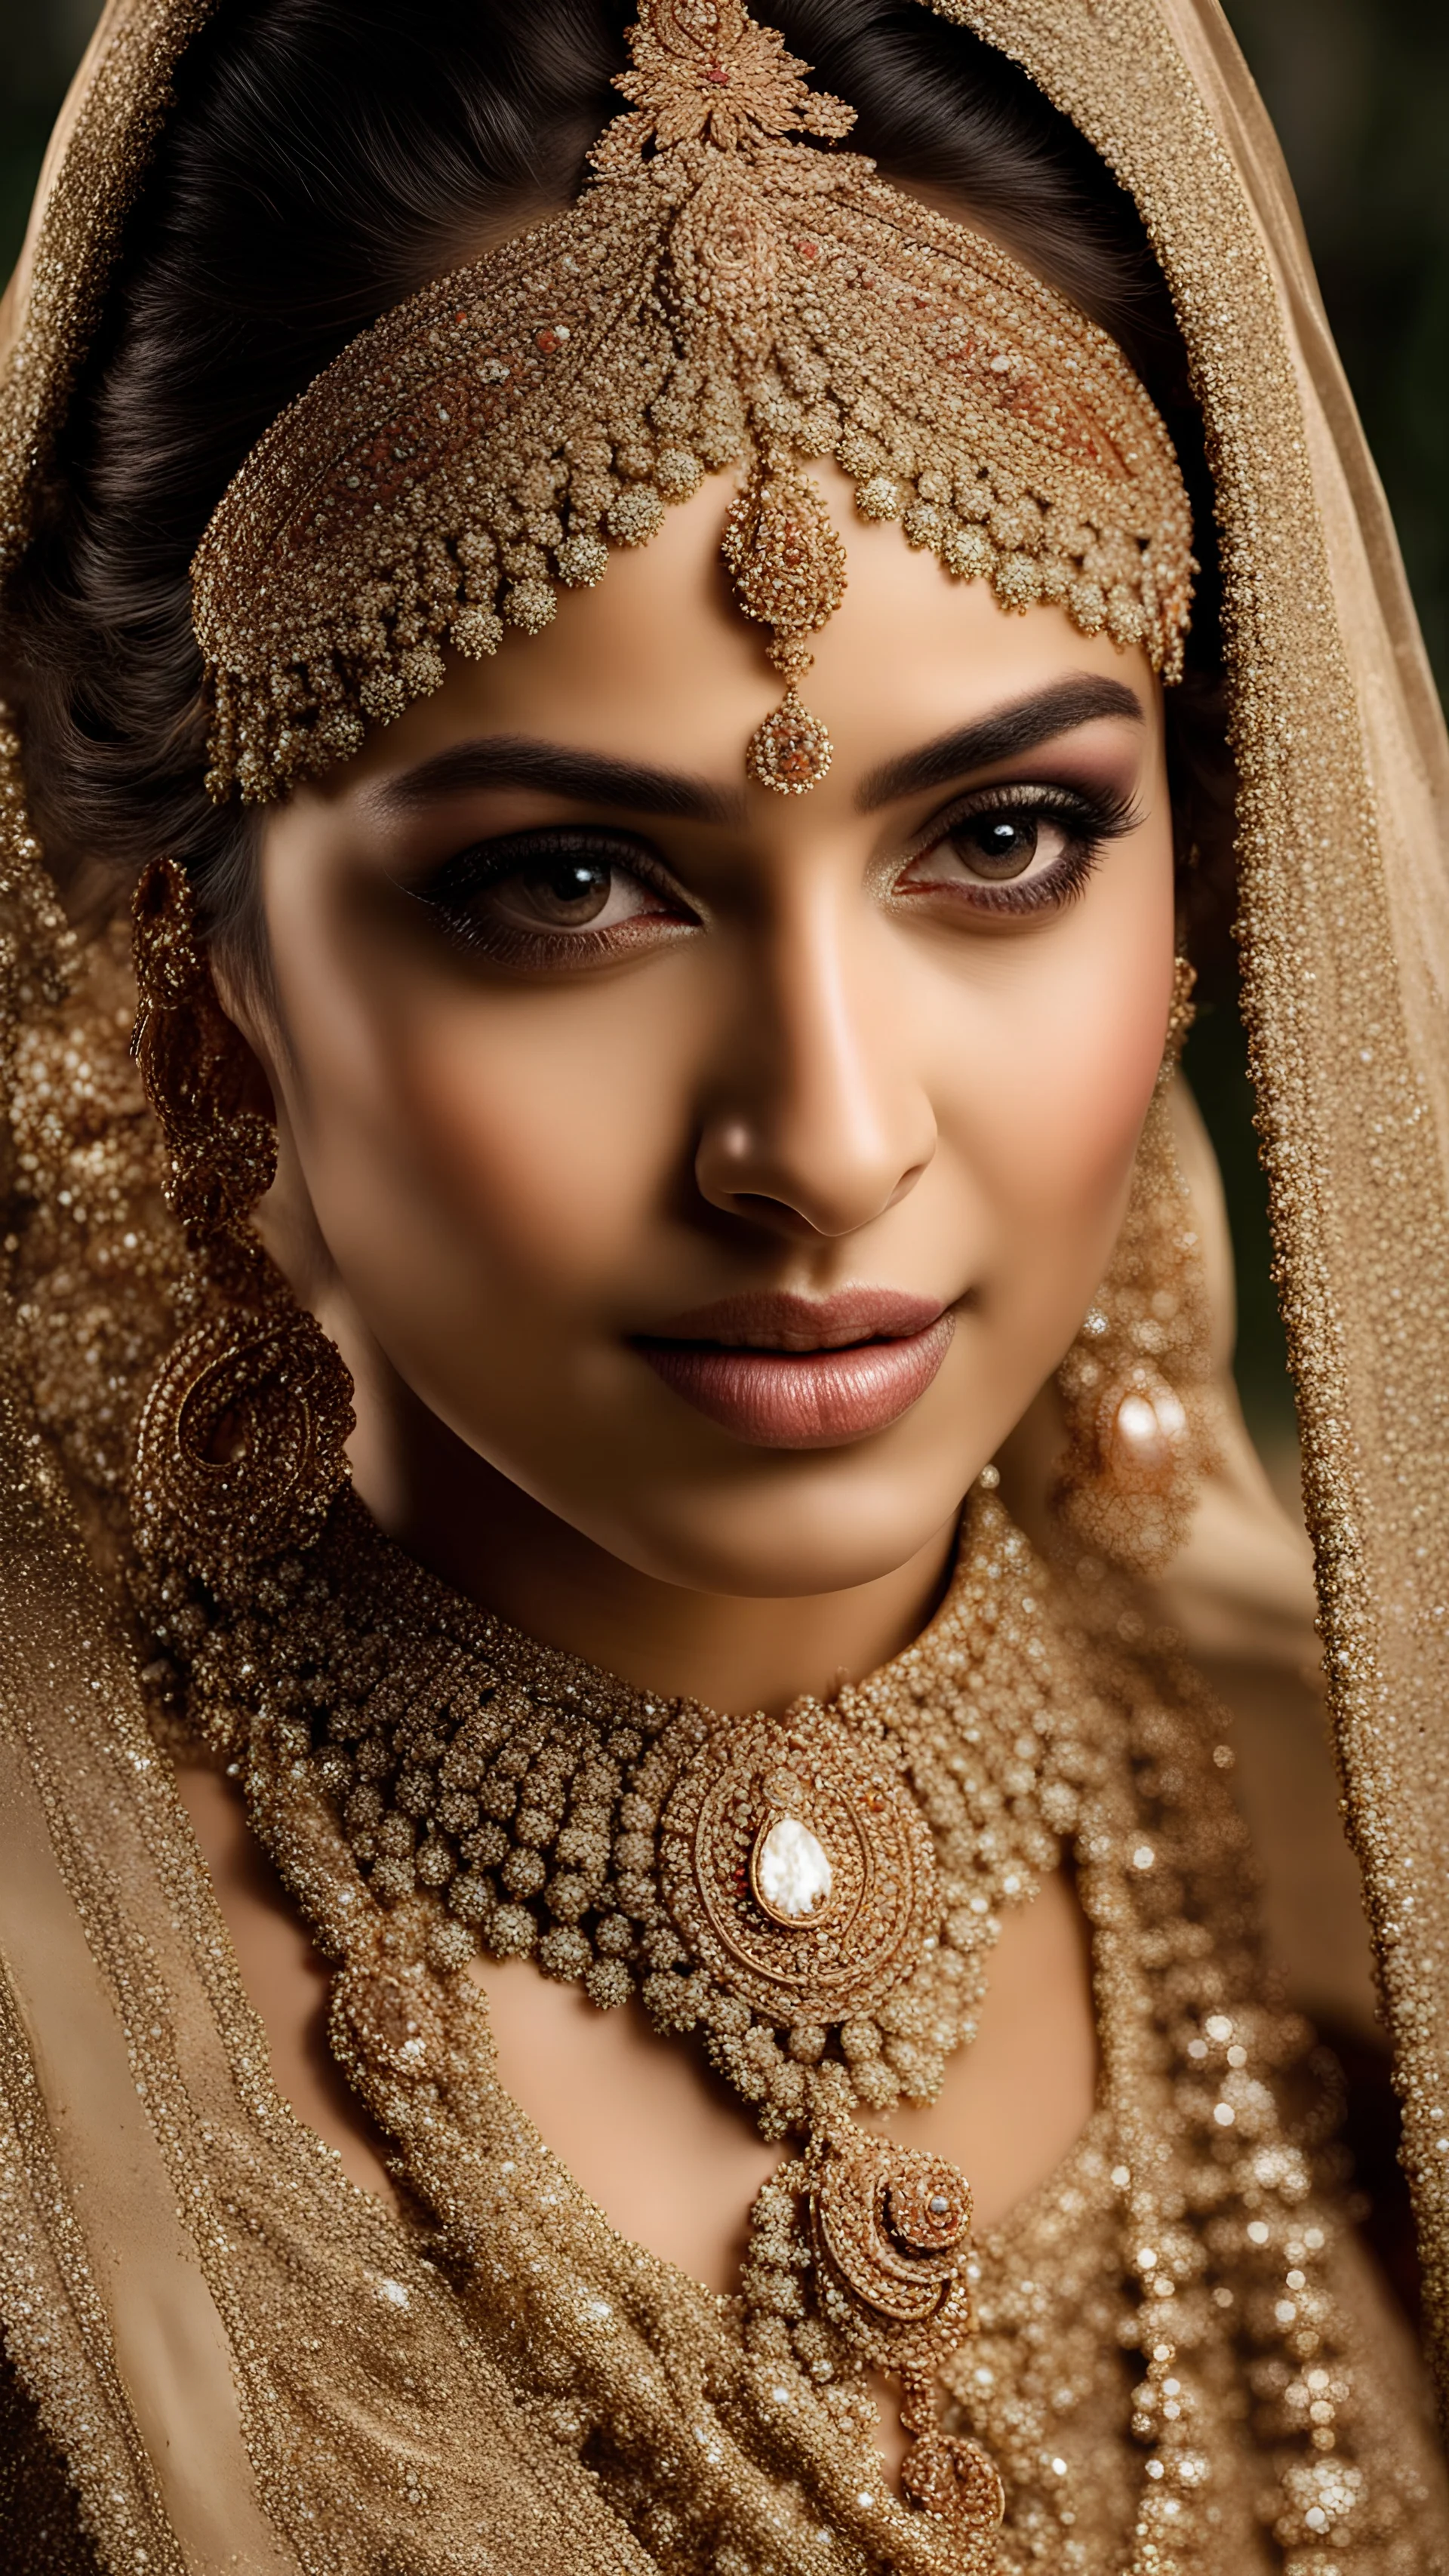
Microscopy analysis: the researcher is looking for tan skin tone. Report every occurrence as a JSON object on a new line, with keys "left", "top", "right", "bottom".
{"left": 178, "top": 452, "right": 1175, "bottom": 2474}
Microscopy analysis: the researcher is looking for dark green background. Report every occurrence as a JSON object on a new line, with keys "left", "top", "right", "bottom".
{"left": 3, "top": 0, "right": 1444, "bottom": 1457}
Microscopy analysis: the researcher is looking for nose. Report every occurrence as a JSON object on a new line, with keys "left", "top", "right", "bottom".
{"left": 694, "top": 894, "right": 937, "bottom": 1241}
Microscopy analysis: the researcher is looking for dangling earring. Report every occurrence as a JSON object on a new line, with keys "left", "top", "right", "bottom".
{"left": 128, "top": 857, "right": 353, "bottom": 1604}
{"left": 1051, "top": 956, "right": 1216, "bottom": 1577}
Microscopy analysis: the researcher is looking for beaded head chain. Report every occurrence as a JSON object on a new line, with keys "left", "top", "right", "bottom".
{"left": 193, "top": 0, "right": 1194, "bottom": 803}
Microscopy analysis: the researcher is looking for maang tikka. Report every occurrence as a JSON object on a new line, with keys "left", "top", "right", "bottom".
{"left": 128, "top": 857, "right": 354, "bottom": 1608}
{"left": 192, "top": 0, "right": 1194, "bottom": 806}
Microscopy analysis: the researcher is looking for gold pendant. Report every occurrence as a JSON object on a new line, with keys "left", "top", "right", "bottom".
{"left": 806, "top": 2121, "right": 1004, "bottom": 2542}
{"left": 659, "top": 1702, "right": 936, "bottom": 2025}
{"left": 744, "top": 685, "right": 834, "bottom": 792}
{"left": 808, "top": 2119, "right": 974, "bottom": 2346}
{"left": 744, "top": 2113, "right": 1004, "bottom": 2543}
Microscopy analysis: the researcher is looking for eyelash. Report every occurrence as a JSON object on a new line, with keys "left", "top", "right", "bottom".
{"left": 409, "top": 780, "right": 1139, "bottom": 965}
{"left": 898, "top": 780, "right": 1140, "bottom": 918}
{"left": 410, "top": 827, "right": 689, "bottom": 967}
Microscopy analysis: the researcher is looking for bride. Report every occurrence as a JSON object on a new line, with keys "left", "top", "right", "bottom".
{"left": 0, "top": 1, "right": 1445, "bottom": 2566}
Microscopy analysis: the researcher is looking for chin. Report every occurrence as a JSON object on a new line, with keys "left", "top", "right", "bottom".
{"left": 567, "top": 1451, "right": 985, "bottom": 1599}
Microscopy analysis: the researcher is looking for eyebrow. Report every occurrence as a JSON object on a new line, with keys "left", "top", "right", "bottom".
{"left": 367, "top": 672, "right": 1146, "bottom": 831}
{"left": 856, "top": 676, "right": 1146, "bottom": 811}
{"left": 368, "top": 735, "right": 749, "bottom": 828}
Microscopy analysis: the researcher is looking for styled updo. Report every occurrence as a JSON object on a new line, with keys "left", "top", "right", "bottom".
{"left": 1, "top": 0, "right": 1228, "bottom": 957}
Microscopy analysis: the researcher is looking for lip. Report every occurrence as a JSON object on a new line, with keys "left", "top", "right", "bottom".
{"left": 634, "top": 1289, "right": 955, "bottom": 1450}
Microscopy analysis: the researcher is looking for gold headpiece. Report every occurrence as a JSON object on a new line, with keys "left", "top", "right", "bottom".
{"left": 194, "top": 0, "right": 1193, "bottom": 802}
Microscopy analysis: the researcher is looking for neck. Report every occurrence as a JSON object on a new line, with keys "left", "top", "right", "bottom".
{"left": 340, "top": 1329, "right": 958, "bottom": 1717}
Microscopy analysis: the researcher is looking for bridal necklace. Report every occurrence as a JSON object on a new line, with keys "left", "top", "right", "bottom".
{"left": 149, "top": 1454, "right": 1085, "bottom": 2541}
{"left": 135, "top": 1408, "right": 1373, "bottom": 2567}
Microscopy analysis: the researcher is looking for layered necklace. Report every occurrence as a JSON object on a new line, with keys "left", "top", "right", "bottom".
{"left": 144, "top": 1460, "right": 1368, "bottom": 2565}
{"left": 161, "top": 1468, "right": 1085, "bottom": 2534}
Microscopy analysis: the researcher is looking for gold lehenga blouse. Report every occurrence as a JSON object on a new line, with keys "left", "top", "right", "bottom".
{"left": 2, "top": 2, "right": 1449, "bottom": 2571}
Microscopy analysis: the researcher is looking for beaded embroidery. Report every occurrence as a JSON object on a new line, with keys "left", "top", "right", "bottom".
{"left": 192, "top": 0, "right": 1193, "bottom": 803}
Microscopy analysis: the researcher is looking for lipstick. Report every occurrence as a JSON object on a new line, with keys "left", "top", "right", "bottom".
{"left": 634, "top": 1288, "right": 955, "bottom": 1450}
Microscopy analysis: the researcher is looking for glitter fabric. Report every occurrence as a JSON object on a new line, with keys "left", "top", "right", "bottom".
{"left": 915, "top": 0, "right": 1449, "bottom": 2448}
{"left": 2, "top": 0, "right": 1449, "bottom": 2565}
{"left": 190, "top": 0, "right": 1194, "bottom": 802}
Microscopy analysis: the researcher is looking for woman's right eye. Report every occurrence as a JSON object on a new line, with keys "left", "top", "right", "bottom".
{"left": 411, "top": 829, "right": 694, "bottom": 965}
{"left": 482, "top": 850, "right": 656, "bottom": 931}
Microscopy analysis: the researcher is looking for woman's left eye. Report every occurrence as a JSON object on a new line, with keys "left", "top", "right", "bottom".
{"left": 897, "top": 788, "right": 1131, "bottom": 912}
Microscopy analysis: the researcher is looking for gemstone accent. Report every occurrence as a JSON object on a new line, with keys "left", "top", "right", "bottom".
{"left": 1112, "top": 1377, "right": 1187, "bottom": 1470}
{"left": 755, "top": 1814, "right": 833, "bottom": 1922}
{"left": 744, "top": 687, "right": 833, "bottom": 793}
{"left": 1100, "top": 1362, "right": 1190, "bottom": 1493}
{"left": 659, "top": 1702, "right": 937, "bottom": 2024}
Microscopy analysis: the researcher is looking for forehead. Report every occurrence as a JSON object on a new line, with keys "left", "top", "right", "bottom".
{"left": 314, "top": 457, "right": 1162, "bottom": 820}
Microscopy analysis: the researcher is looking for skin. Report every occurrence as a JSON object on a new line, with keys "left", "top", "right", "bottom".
{"left": 180, "top": 450, "right": 1176, "bottom": 2473}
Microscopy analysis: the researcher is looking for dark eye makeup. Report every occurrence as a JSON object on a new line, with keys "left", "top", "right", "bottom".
{"left": 897, "top": 778, "right": 1140, "bottom": 917}
{"left": 403, "top": 775, "right": 1140, "bottom": 969}
{"left": 405, "top": 826, "right": 695, "bottom": 967}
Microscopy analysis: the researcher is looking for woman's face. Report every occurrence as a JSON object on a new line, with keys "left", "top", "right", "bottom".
{"left": 248, "top": 457, "right": 1177, "bottom": 1599}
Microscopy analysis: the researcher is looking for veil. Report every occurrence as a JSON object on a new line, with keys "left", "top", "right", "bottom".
{"left": 924, "top": 0, "right": 1449, "bottom": 2405}
{"left": 1, "top": 0, "right": 1446, "bottom": 2552}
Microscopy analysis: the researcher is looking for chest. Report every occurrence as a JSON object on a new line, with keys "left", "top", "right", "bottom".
{"left": 175, "top": 1761, "right": 1096, "bottom": 2292}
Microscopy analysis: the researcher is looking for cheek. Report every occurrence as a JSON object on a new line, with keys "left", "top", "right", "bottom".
{"left": 293, "top": 973, "right": 694, "bottom": 1325}
{"left": 989, "top": 979, "right": 1164, "bottom": 1222}
{"left": 936, "top": 860, "right": 1176, "bottom": 1319}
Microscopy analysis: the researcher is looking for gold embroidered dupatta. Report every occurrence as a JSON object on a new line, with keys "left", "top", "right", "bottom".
{"left": 1, "top": 1, "right": 1447, "bottom": 2565}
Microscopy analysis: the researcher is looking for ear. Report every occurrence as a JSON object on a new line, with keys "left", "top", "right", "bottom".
{"left": 202, "top": 943, "right": 342, "bottom": 1306}
{"left": 205, "top": 942, "right": 281, "bottom": 1126}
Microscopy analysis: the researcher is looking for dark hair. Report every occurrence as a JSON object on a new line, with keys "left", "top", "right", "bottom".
{"left": 2, "top": 0, "right": 1229, "bottom": 956}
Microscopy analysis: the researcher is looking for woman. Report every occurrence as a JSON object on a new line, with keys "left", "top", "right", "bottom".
{"left": 0, "top": 0, "right": 1446, "bottom": 2566}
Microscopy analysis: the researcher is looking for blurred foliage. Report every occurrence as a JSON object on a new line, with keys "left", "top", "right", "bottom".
{"left": 1225, "top": 0, "right": 1449, "bottom": 691}
{"left": 0, "top": 2, "right": 103, "bottom": 275}
{"left": 0, "top": 0, "right": 1444, "bottom": 1450}
{"left": 1208, "top": 0, "right": 1449, "bottom": 1443}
